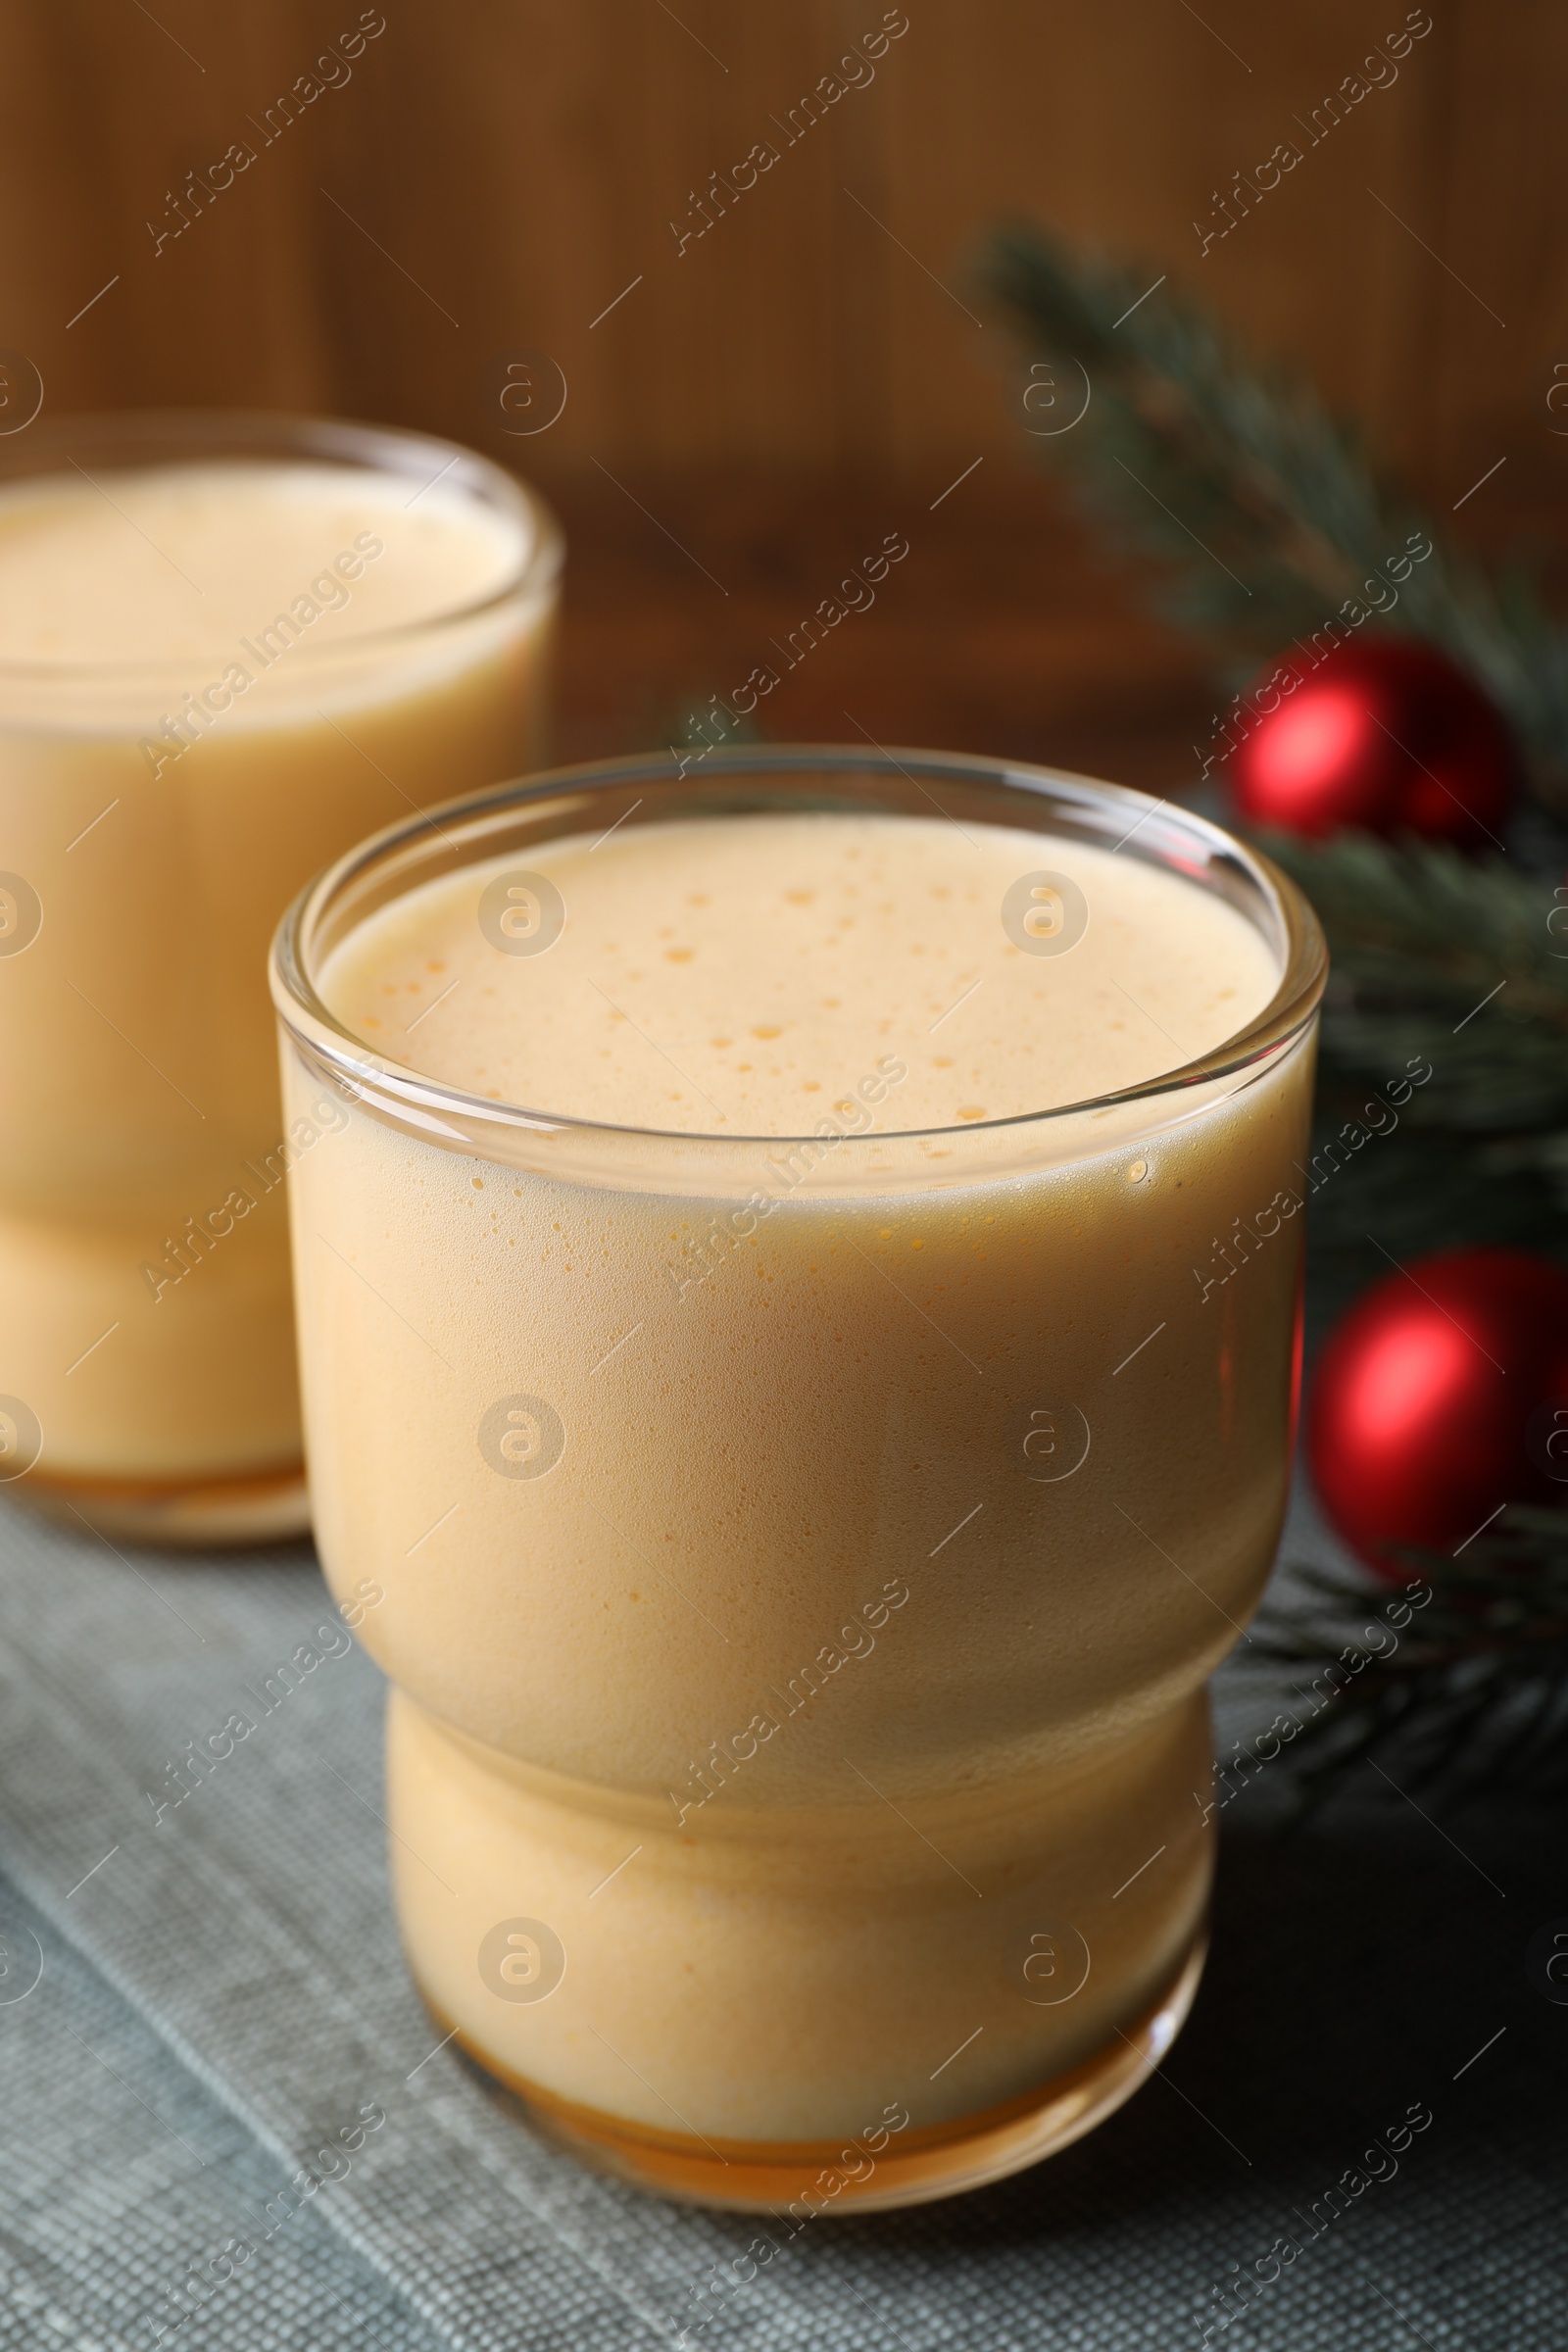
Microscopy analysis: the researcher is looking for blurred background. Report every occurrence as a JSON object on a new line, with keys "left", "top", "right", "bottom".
{"left": 5, "top": 0, "right": 1557, "bottom": 780}
{"left": 2, "top": 21, "right": 1566, "bottom": 2350}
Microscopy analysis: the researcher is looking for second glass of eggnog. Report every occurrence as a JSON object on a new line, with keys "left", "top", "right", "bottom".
{"left": 0, "top": 412, "right": 559, "bottom": 1542}
{"left": 272, "top": 745, "right": 1325, "bottom": 2211}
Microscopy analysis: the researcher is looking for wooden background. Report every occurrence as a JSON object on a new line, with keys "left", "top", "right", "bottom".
{"left": 0, "top": 0, "right": 1558, "bottom": 776}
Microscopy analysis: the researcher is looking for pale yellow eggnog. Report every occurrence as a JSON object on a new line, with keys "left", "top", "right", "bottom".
{"left": 273, "top": 750, "right": 1324, "bottom": 2209}
{"left": 0, "top": 416, "right": 559, "bottom": 1538}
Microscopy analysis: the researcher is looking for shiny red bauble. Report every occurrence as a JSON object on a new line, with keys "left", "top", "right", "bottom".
{"left": 1307, "top": 1248, "right": 1568, "bottom": 1578}
{"left": 1231, "top": 639, "right": 1514, "bottom": 846}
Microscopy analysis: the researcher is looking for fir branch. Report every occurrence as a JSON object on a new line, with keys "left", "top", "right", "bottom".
{"left": 978, "top": 229, "right": 1568, "bottom": 1805}
{"left": 1257, "top": 829, "right": 1568, "bottom": 1132}
{"left": 1300, "top": 1129, "right": 1565, "bottom": 1280}
{"left": 1255, "top": 830, "right": 1568, "bottom": 1290}
{"left": 983, "top": 226, "right": 1568, "bottom": 790}
{"left": 1245, "top": 1512, "right": 1568, "bottom": 1812}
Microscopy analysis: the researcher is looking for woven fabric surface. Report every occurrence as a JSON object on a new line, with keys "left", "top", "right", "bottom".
{"left": 0, "top": 1487, "right": 1561, "bottom": 2352}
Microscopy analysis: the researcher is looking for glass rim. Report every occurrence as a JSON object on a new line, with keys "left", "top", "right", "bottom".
{"left": 0, "top": 406, "right": 563, "bottom": 681}
{"left": 270, "top": 744, "right": 1328, "bottom": 1154}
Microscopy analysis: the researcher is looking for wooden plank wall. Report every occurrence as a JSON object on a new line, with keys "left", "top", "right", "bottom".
{"left": 0, "top": 0, "right": 1556, "bottom": 505}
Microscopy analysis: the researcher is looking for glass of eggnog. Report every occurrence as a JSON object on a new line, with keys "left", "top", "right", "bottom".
{"left": 0, "top": 412, "right": 560, "bottom": 1543}
{"left": 271, "top": 744, "right": 1325, "bottom": 2211}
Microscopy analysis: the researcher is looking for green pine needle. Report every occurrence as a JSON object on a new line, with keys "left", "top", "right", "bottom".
{"left": 1261, "top": 830, "right": 1568, "bottom": 1133}
{"left": 983, "top": 225, "right": 1568, "bottom": 792}
{"left": 1244, "top": 1513, "right": 1568, "bottom": 1813}
{"left": 979, "top": 220, "right": 1568, "bottom": 1805}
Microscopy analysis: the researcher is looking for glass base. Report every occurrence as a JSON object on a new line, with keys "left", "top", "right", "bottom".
{"left": 421, "top": 1929, "right": 1207, "bottom": 2213}
{"left": 10, "top": 1458, "right": 312, "bottom": 1549}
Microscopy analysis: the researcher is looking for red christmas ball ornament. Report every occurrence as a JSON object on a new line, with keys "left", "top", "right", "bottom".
{"left": 1230, "top": 639, "right": 1514, "bottom": 846}
{"left": 1308, "top": 1248, "right": 1568, "bottom": 1579}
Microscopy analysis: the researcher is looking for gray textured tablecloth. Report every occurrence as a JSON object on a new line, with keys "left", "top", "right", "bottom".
{"left": 0, "top": 1483, "right": 1561, "bottom": 2352}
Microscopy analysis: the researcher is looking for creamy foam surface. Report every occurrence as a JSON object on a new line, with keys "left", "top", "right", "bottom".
{"left": 320, "top": 811, "right": 1280, "bottom": 1133}
{"left": 0, "top": 460, "right": 526, "bottom": 667}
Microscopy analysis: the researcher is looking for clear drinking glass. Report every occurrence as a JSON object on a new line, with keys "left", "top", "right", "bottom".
{"left": 271, "top": 745, "right": 1325, "bottom": 2211}
{"left": 0, "top": 411, "right": 561, "bottom": 1543}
